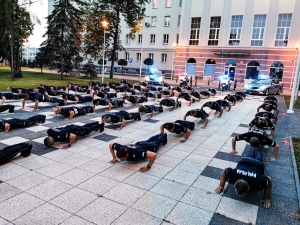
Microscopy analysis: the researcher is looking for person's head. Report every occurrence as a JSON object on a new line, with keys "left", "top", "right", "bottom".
{"left": 50, "top": 87, "right": 54, "bottom": 91}
{"left": 94, "top": 90, "right": 99, "bottom": 94}
{"left": 116, "top": 147, "right": 128, "bottom": 161}
{"left": 53, "top": 106, "right": 61, "bottom": 115}
{"left": 103, "top": 115, "right": 111, "bottom": 123}
{"left": 165, "top": 123, "right": 174, "bottom": 131}
{"left": 262, "top": 113, "right": 269, "bottom": 118}
{"left": 227, "top": 94, "right": 231, "bottom": 99}
{"left": 249, "top": 137, "right": 260, "bottom": 147}
{"left": 190, "top": 109, "right": 197, "bottom": 117}
{"left": 21, "top": 93, "right": 29, "bottom": 100}
{"left": 258, "top": 118, "right": 267, "bottom": 127}
{"left": 208, "top": 102, "right": 213, "bottom": 107}
{"left": 40, "top": 84, "right": 44, "bottom": 87}
{"left": 265, "top": 105, "right": 271, "bottom": 111}
{"left": 93, "top": 99, "right": 99, "bottom": 106}
{"left": 44, "top": 137, "right": 56, "bottom": 146}
{"left": 33, "top": 89, "right": 39, "bottom": 93}
{"left": 68, "top": 85, "right": 71, "bottom": 90}
{"left": 62, "top": 94, "right": 67, "bottom": 100}
{"left": 139, "top": 105, "right": 147, "bottom": 113}
{"left": 7, "top": 87, "right": 11, "bottom": 91}
{"left": 234, "top": 179, "right": 250, "bottom": 197}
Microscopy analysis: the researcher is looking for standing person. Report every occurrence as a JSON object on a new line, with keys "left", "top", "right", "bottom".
{"left": 215, "top": 150, "right": 272, "bottom": 208}
{"left": 183, "top": 109, "right": 209, "bottom": 129}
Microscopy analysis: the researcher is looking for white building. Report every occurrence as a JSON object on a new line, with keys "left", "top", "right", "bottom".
{"left": 119, "top": 0, "right": 300, "bottom": 90}
{"left": 22, "top": 47, "right": 40, "bottom": 62}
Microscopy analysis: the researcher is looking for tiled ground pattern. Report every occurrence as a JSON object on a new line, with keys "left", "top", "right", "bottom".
{"left": 0, "top": 86, "right": 298, "bottom": 225}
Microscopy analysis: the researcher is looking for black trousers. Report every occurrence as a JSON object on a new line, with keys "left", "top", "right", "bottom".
{"left": 175, "top": 120, "right": 195, "bottom": 130}
{"left": 43, "top": 96, "right": 65, "bottom": 105}
{"left": 82, "top": 96, "right": 93, "bottom": 102}
{"left": 135, "top": 134, "right": 166, "bottom": 152}
{"left": 67, "top": 122, "right": 104, "bottom": 136}
{"left": 116, "top": 111, "right": 140, "bottom": 120}
{"left": 0, "top": 105, "right": 15, "bottom": 113}
{"left": 0, "top": 143, "right": 32, "bottom": 165}
{"left": 0, "top": 115, "right": 46, "bottom": 129}
{"left": 76, "top": 106, "right": 94, "bottom": 115}
{"left": 3, "top": 93, "right": 22, "bottom": 100}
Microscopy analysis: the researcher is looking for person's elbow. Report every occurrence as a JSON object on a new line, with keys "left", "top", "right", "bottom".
{"left": 109, "top": 143, "right": 113, "bottom": 148}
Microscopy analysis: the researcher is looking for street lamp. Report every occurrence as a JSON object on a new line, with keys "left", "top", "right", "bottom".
{"left": 171, "top": 43, "right": 176, "bottom": 80}
{"left": 101, "top": 19, "right": 109, "bottom": 84}
{"left": 294, "top": 43, "right": 300, "bottom": 104}
{"left": 287, "top": 43, "right": 300, "bottom": 114}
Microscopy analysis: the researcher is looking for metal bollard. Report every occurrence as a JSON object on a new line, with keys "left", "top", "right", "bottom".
{"left": 208, "top": 77, "right": 210, "bottom": 86}
{"left": 234, "top": 80, "right": 237, "bottom": 90}
{"left": 195, "top": 76, "right": 197, "bottom": 86}
{"left": 190, "top": 76, "right": 193, "bottom": 86}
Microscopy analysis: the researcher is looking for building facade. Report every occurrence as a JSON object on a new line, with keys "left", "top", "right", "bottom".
{"left": 119, "top": 0, "right": 300, "bottom": 90}
{"left": 22, "top": 47, "right": 40, "bottom": 62}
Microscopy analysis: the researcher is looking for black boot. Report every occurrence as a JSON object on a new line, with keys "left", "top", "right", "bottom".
{"left": 159, "top": 107, "right": 163, "bottom": 113}
{"left": 162, "top": 133, "right": 168, "bottom": 145}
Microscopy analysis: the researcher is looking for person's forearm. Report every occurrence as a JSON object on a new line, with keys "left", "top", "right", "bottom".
{"left": 22, "top": 99, "right": 26, "bottom": 108}
{"left": 263, "top": 177, "right": 272, "bottom": 200}
{"left": 270, "top": 129, "right": 275, "bottom": 138}
{"left": 160, "top": 126, "right": 164, "bottom": 134}
{"left": 219, "top": 168, "right": 228, "bottom": 187}
{"left": 184, "top": 130, "right": 191, "bottom": 140}
{"left": 69, "top": 111, "right": 74, "bottom": 119}
{"left": 219, "top": 108, "right": 223, "bottom": 117}
{"left": 69, "top": 135, "right": 76, "bottom": 145}
{"left": 149, "top": 111, "right": 154, "bottom": 119}
{"left": 108, "top": 103, "right": 112, "bottom": 111}
{"left": 257, "top": 107, "right": 260, "bottom": 113}
{"left": 189, "top": 99, "right": 192, "bottom": 106}
{"left": 5, "top": 124, "right": 10, "bottom": 133}
{"left": 148, "top": 155, "right": 157, "bottom": 167}
{"left": 119, "top": 119, "right": 126, "bottom": 130}
{"left": 183, "top": 115, "right": 187, "bottom": 121}
{"left": 274, "top": 117, "right": 278, "bottom": 125}
{"left": 273, "top": 144, "right": 279, "bottom": 158}
{"left": 109, "top": 144, "right": 117, "bottom": 159}
{"left": 75, "top": 98, "right": 78, "bottom": 104}
{"left": 201, "top": 106, "right": 204, "bottom": 110}
{"left": 101, "top": 117, "right": 105, "bottom": 125}
{"left": 34, "top": 101, "right": 39, "bottom": 111}
{"left": 232, "top": 137, "right": 237, "bottom": 151}
{"left": 276, "top": 109, "right": 279, "bottom": 115}
{"left": 204, "top": 118, "right": 209, "bottom": 127}
{"left": 248, "top": 126, "right": 251, "bottom": 131}
{"left": 135, "top": 100, "right": 139, "bottom": 105}
{"left": 1, "top": 97, "right": 5, "bottom": 105}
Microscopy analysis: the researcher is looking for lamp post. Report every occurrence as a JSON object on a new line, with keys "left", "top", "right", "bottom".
{"left": 287, "top": 43, "right": 300, "bottom": 114}
{"left": 139, "top": 22, "right": 144, "bottom": 82}
{"left": 101, "top": 20, "right": 109, "bottom": 84}
{"left": 171, "top": 43, "right": 176, "bottom": 80}
{"left": 294, "top": 43, "right": 300, "bottom": 104}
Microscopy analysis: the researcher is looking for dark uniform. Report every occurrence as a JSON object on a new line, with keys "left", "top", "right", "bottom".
{"left": 191, "top": 91, "right": 201, "bottom": 99}
{"left": 203, "top": 101, "right": 222, "bottom": 112}
{"left": 225, "top": 151, "right": 270, "bottom": 191}
{"left": 160, "top": 90, "right": 171, "bottom": 96}
{"left": 10, "top": 88, "right": 34, "bottom": 94}
{"left": 103, "top": 111, "right": 140, "bottom": 123}
{"left": 178, "top": 92, "right": 194, "bottom": 102}
{"left": 200, "top": 91, "right": 211, "bottom": 97}
{"left": 47, "top": 122, "right": 103, "bottom": 143}
{"left": 233, "top": 94, "right": 243, "bottom": 101}
{"left": 235, "top": 128, "right": 277, "bottom": 147}
{"left": 249, "top": 117, "right": 275, "bottom": 130}
{"left": 93, "top": 98, "right": 124, "bottom": 107}
{"left": 255, "top": 112, "right": 277, "bottom": 120}
{"left": 60, "top": 106, "right": 94, "bottom": 118}
{"left": 27, "top": 93, "right": 65, "bottom": 105}
{"left": 235, "top": 92, "right": 246, "bottom": 98}
{"left": 144, "top": 92, "right": 156, "bottom": 98}
{"left": 265, "top": 96, "right": 277, "bottom": 102}
{"left": 185, "top": 109, "right": 208, "bottom": 119}
{"left": 148, "top": 86, "right": 158, "bottom": 91}
{"left": 0, "top": 143, "right": 32, "bottom": 165}
{"left": 43, "top": 85, "right": 66, "bottom": 90}
{"left": 63, "top": 94, "right": 93, "bottom": 102}
{"left": 265, "top": 100, "right": 277, "bottom": 106}
{"left": 163, "top": 120, "right": 195, "bottom": 134}
{"left": 258, "top": 103, "right": 277, "bottom": 112}
{"left": 185, "top": 86, "right": 194, "bottom": 91}
{"left": 172, "top": 87, "right": 182, "bottom": 92}
{"left": 95, "top": 91, "right": 117, "bottom": 98}
{"left": 0, "top": 115, "right": 46, "bottom": 130}
{"left": 126, "top": 95, "right": 147, "bottom": 104}
{"left": 90, "top": 81, "right": 102, "bottom": 86}
{"left": 141, "top": 105, "right": 163, "bottom": 113}
{"left": 160, "top": 98, "right": 179, "bottom": 107}
{"left": 208, "top": 88, "right": 217, "bottom": 95}
{"left": 224, "top": 95, "right": 237, "bottom": 103}
{"left": 0, "top": 92, "right": 22, "bottom": 100}
{"left": 216, "top": 100, "right": 230, "bottom": 107}
{"left": 0, "top": 105, "right": 15, "bottom": 113}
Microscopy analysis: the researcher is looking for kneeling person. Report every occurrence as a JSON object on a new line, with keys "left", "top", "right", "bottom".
{"left": 215, "top": 150, "right": 272, "bottom": 208}
{"left": 161, "top": 120, "right": 194, "bottom": 143}
{"left": 108, "top": 133, "right": 167, "bottom": 172}
{"left": 138, "top": 105, "right": 163, "bottom": 119}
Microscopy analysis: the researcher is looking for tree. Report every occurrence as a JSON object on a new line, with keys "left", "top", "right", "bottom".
{"left": 83, "top": 59, "right": 97, "bottom": 79}
{"left": 0, "top": 0, "right": 34, "bottom": 80}
{"left": 118, "top": 59, "right": 127, "bottom": 74}
{"left": 40, "top": 0, "right": 87, "bottom": 80}
{"left": 98, "top": 59, "right": 107, "bottom": 65}
{"left": 83, "top": 0, "right": 149, "bottom": 79}
{"left": 143, "top": 58, "right": 153, "bottom": 71}
{"left": 75, "top": 55, "right": 83, "bottom": 69}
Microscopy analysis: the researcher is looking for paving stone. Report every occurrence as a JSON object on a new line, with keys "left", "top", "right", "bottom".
{"left": 100, "top": 165, "right": 136, "bottom": 181}
{"left": 36, "top": 162, "right": 74, "bottom": 178}
{"left": 143, "top": 119, "right": 160, "bottom": 123}
{"left": 209, "top": 213, "right": 249, "bottom": 225}
{"left": 166, "top": 202, "right": 213, "bottom": 225}
{"left": 256, "top": 207, "right": 299, "bottom": 225}
{"left": 150, "top": 179, "right": 189, "bottom": 200}
{"left": 164, "top": 168, "right": 199, "bottom": 186}
{"left": 0, "top": 164, "right": 30, "bottom": 182}
{"left": 13, "top": 203, "right": 71, "bottom": 225}
{"left": 93, "top": 133, "right": 118, "bottom": 142}
{"left": 0, "top": 183, "right": 22, "bottom": 203}
{"left": 201, "top": 166, "right": 223, "bottom": 180}
{"left": 56, "top": 168, "right": 95, "bottom": 186}
{"left": 214, "top": 152, "right": 241, "bottom": 163}
{"left": 60, "top": 216, "right": 94, "bottom": 225}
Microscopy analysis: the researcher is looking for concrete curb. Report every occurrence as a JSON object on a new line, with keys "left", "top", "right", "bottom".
{"left": 289, "top": 136, "right": 300, "bottom": 209}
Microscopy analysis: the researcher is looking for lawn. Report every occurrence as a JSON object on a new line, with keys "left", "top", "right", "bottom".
{"left": 292, "top": 137, "right": 300, "bottom": 180}
{"left": 284, "top": 95, "right": 300, "bottom": 109}
{"left": 0, "top": 69, "right": 138, "bottom": 91}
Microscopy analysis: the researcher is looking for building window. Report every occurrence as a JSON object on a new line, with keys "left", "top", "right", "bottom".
{"left": 153, "top": 0, "right": 158, "bottom": 8}
{"left": 162, "top": 54, "right": 167, "bottom": 63}
{"left": 165, "top": 16, "right": 170, "bottom": 26}
{"left": 149, "top": 53, "right": 154, "bottom": 60}
{"left": 177, "top": 34, "right": 179, "bottom": 44}
{"left": 246, "top": 61, "right": 260, "bottom": 79}
{"left": 163, "top": 34, "right": 169, "bottom": 44}
{"left": 166, "top": 0, "right": 172, "bottom": 7}
{"left": 269, "top": 62, "right": 284, "bottom": 81}
{"left": 151, "top": 16, "right": 157, "bottom": 26}
{"left": 179, "top": 0, "right": 182, "bottom": 7}
{"left": 138, "top": 34, "right": 143, "bottom": 44}
{"left": 178, "top": 15, "right": 181, "bottom": 26}
{"left": 275, "top": 14, "right": 292, "bottom": 47}
{"left": 137, "top": 53, "right": 141, "bottom": 61}
{"left": 208, "top": 17, "right": 221, "bottom": 46}
{"left": 251, "top": 15, "right": 267, "bottom": 47}
{"left": 126, "top": 34, "right": 130, "bottom": 44}
{"left": 150, "top": 34, "right": 156, "bottom": 44}
{"left": 229, "top": 16, "right": 243, "bottom": 46}
{"left": 189, "top": 17, "right": 201, "bottom": 45}
{"left": 125, "top": 53, "right": 129, "bottom": 61}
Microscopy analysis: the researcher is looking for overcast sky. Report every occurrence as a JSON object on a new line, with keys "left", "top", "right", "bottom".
{"left": 25, "top": 0, "right": 48, "bottom": 48}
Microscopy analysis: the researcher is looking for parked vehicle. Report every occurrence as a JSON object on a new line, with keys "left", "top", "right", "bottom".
{"left": 244, "top": 78, "right": 283, "bottom": 95}
{"left": 178, "top": 72, "right": 191, "bottom": 87}
{"left": 145, "top": 69, "right": 164, "bottom": 85}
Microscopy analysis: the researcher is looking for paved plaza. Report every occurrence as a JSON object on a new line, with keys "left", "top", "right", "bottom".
{"left": 0, "top": 85, "right": 299, "bottom": 225}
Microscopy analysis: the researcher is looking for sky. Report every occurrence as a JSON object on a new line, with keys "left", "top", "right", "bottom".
{"left": 25, "top": 0, "right": 48, "bottom": 48}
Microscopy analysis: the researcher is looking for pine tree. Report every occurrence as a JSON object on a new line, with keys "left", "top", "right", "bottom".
{"left": 40, "top": 0, "right": 86, "bottom": 80}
